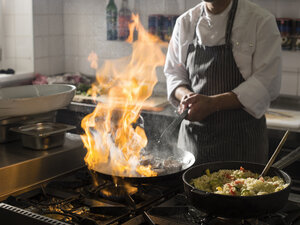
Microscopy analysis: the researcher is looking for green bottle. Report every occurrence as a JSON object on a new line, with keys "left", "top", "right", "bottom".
{"left": 106, "top": 0, "right": 118, "bottom": 40}
{"left": 118, "top": 0, "right": 131, "bottom": 40}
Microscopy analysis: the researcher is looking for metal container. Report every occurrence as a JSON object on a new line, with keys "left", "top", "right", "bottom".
{"left": 0, "top": 111, "right": 56, "bottom": 144}
{"left": 10, "top": 122, "right": 75, "bottom": 150}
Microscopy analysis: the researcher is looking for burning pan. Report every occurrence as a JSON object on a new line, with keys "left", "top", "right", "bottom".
{"left": 182, "top": 146, "right": 300, "bottom": 219}
{"left": 92, "top": 147, "right": 196, "bottom": 183}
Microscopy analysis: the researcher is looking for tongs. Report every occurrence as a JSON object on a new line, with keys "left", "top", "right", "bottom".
{"left": 156, "top": 108, "right": 189, "bottom": 145}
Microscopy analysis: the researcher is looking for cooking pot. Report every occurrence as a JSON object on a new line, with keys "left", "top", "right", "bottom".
{"left": 182, "top": 146, "right": 300, "bottom": 218}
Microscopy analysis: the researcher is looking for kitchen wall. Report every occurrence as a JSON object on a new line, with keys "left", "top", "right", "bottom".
{"left": 2, "top": 0, "right": 300, "bottom": 97}
{"left": 1, "top": 0, "right": 34, "bottom": 73}
{"left": 251, "top": 0, "right": 300, "bottom": 96}
{"left": 32, "top": 0, "right": 64, "bottom": 76}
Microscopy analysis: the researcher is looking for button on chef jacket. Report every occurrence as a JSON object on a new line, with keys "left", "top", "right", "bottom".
{"left": 164, "top": 0, "right": 282, "bottom": 119}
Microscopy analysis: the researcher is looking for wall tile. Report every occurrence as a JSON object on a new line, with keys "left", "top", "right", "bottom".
{"left": 14, "top": 0, "right": 32, "bottom": 15}
{"left": 16, "top": 36, "right": 33, "bottom": 59}
{"left": 3, "top": 58, "right": 16, "bottom": 69}
{"left": 64, "top": 36, "right": 79, "bottom": 56}
{"left": 15, "top": 15, "right": 32, "bottom": 36}
{"left": 32, "top": 0, "right": 48, "bottom": 15}
{"left": 251, "top": 0, "right": 277, "bottom": 16}
{"left": 185, "top": 0, "right": 202, "bottom": 11}
{"left": 34, "top": 57, "right": 50, "bottom": 75}
{"left": 95, "top": 41, "right": 132, "bottom": 60}
{"left": 49, "top": 56, "right": 65, "bottom": 74}
{"left": 33, "top": 15, "right": 49, "bottom": 36}
{"left": 48, "top": 0, "right": 63, "bottom": 15}
{"left": 65, "top": 56, "right": 80, "bottom": 73}
{"left": 16, "top": 58, "right": 33, "bottom": 72}
{"left": 3, "top": 0, "right": 15, "bottom": 15}
{"left": 64, "top": 15, "right": 79, "bottom": 35}
{"left": 276, "top": 0, "right": 300, "bottom": 18}
{"left": 78, "top": 15, "right": 95, "bottom": 36}
{"left": 63, "top": 0, "right": 81, "bottom": 15}
{"left": 34, "top": 37, "right": 49, "bottom": 58}
{"left": 79, "top": 56, "right": 94, "bottom": 75}
{"left": 280, "top": 71, "right": 298, "bottom": 96}
{"left": 4, "top": 37, "right": 16, "bottom": 58}
{"left": 49, "top": 15, "right": 64, "bottom": 35}
{"left": 145, "top": 0, "right": 166, "bottom": 14}
{"left": 164, "top": 0, "right": 186, "bottom": 15}
{"left": 49, "top": 36, "right": 65, "bottom": 57}
{"left": 4, "top": 15, "right": 15, "bottom": 36}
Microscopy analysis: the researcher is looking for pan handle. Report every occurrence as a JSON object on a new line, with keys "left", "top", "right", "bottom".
{"left": 191, "top": 188, "right": 212, "bottom": 196}
{"left": 272, "top": 146, "right": 300, "bottom": 170}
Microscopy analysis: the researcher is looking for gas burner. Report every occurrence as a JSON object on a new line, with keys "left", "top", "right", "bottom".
{"left": 98, "top": 183, "right": 138, "bottom": 201}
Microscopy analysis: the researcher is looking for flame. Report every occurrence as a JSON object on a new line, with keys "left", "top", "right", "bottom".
{"left": 81, "top": 14, "right": 165, "bottom": 178}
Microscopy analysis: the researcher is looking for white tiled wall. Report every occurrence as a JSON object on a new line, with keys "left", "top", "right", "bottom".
{"left": 32, "top": 0, "right": 64, "bottom": 76}
{"left": 2, "top": 0, "right": 300, "bottom": 97}
{"left": 63, "top": 0, "right": 201, "bottom": 95}
{"left": 2, "top": 0, "right": 34, "bottom": 72}
{"left": 62, "top": 0, "right": 300, "bottom": 96}
{"left": 250, "top": 0, "right": 300, "bottom": 97}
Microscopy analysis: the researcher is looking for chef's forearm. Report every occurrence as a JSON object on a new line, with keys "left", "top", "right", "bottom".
{"left": 174, "top": 85, "right": 193, "bottom": 102}
{"left": 211, "top": 91, "right": 243, "bottom": 112}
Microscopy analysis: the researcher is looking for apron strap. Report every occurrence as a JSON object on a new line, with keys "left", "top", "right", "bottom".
{"left": 225, "top": 0, "right": 238, "bottom": 46}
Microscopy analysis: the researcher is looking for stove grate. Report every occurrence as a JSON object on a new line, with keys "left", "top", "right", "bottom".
{"left": 0, "top": 203, "right": 69, "bottom": 225}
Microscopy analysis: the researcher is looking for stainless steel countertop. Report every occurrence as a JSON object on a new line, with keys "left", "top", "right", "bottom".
{"left": 0, "top": 133, "right": 86, "bottom": 200}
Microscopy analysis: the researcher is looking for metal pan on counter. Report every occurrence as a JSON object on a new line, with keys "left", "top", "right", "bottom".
{"left": 182, "top": 146, "right": 300, "bottom": 219}
{"left": 10, "top": 122, "right": 75, "bottom": 150}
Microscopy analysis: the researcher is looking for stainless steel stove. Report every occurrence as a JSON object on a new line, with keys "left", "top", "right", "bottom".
{"left": 1, "top": 101, "right": 300, "bottom": 225}
{"left": 1, "top": 165, "right": 300, "bottom": 225}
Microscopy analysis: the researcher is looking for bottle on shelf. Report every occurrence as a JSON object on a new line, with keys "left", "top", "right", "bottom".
{"left": 106, "top": 0, "right": 118, "bottom": 40}
{"left": 118, "top": 0, "right": 131, "bottom": 41}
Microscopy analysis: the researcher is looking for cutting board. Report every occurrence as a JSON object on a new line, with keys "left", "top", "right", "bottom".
{"left": 265, "top": 108, "right": 300, "bottom": 131}
{"left": 73, "top": 95, "right": 169, "bottom": 111}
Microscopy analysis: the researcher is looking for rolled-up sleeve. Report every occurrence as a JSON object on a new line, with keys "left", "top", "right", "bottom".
{"left": 232, "top": 15, "right": 282, "bottom": 119}
{"left": 164, "top": 21, "right": 190, "bottom": 107}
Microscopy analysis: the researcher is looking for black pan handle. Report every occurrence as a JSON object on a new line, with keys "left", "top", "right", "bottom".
{"left": 191, "top": 188, "right": 212, "bottom": 196}
{"left": 272, "top": 146, "right": 300, "bottom": 170}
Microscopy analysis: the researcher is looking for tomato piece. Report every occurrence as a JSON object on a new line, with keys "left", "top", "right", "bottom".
{"left": 234, "top": 180, "right": 244, "bottom": 185}
{"left": 230, "top": 188, "right": 236, "bottom": 196}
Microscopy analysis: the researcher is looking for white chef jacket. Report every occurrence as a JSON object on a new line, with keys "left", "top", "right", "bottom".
{"left": 164, "top": 0, "right": 282, "bottom": 119}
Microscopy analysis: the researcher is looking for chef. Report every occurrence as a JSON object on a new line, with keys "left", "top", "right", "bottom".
{"left": 164, "top": 0, "right": 282, "bottom": 164}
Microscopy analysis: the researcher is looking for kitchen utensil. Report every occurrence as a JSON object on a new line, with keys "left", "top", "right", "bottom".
{"left": 260, "top": 130, "right": 290, "bottom": 177}
{"left": 0, "top": 84, "right": 76, "bottom": 119}
{"left": 10, "top": 122, "right": 75, "bottom": 150}
{"left": 92, "top": 147, "right": 195, "bottom": 183}
{"left": 156, "top": 108, "right": 189, "bottom": 144}
{"left": 182, "top": 146, "right": 300, "bottom": 219}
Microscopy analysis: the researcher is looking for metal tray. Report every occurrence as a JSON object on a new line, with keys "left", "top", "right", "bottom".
{"left": 10, "top": 122, "right": 75, "bottom": 150}
{"left": 0, "top": 111, "right": 57, "bottom": 144}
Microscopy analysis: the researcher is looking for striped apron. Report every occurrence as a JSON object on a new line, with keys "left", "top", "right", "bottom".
{"left": 178, "top": 0, "right": 268, "bottom": 165}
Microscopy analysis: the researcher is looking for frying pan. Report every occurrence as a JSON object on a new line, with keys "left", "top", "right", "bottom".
{"left": 182, "top": 146, "right": 300, "bottom": 219}
{"left": 92, "top": 146, "right": 195, "bottom": 183}
{"left": 89, "top": 112, "right": 195, "bottom": 183}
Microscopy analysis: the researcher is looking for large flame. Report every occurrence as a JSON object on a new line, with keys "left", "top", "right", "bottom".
{"left": 81, "top": 14, "right": 166, "bottom": 177}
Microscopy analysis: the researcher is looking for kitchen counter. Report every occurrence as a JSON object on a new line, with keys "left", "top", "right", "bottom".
{"left": 0, "top": 133, "right": 86, "bottom": 201}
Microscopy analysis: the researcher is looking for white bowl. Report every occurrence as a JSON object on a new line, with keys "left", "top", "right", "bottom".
{"left": 0, "top": 84, "right": 76, "bottom": 119}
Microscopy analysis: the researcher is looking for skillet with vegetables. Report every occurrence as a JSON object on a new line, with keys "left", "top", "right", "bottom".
{"left": 190, "top": 167, "right": 288, "bottom": 196}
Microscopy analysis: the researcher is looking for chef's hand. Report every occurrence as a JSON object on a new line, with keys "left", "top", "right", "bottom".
{"left": 180, "top": 93, "right": 217, "bottom": 121}
{"left": 177, "top": 91, "right": 243, "bottom": 122}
